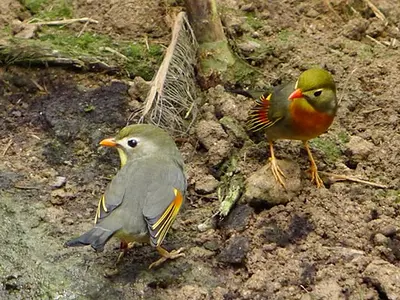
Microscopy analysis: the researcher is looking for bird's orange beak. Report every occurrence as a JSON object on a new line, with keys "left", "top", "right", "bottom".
{"left": 100, "top": 138, "right": 117, "bottom": 147}
{"left": 288, "top": 88, "right": 303, "bottom": 100}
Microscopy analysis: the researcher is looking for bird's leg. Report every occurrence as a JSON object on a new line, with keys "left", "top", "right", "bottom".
{"left": 116, "top": 241, "right": 136, "bottom": 264}
{"left": 148, "top": 246, "right": 185, "bottom": 269}
{"left": 268, "top": 141, "right": 286, "bottom": 188}
{"left": 303, "top": 141, "right": 324, "bottom": 188}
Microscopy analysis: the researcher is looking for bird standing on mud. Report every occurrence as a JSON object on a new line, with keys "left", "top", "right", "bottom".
{"left": 247, "top": 68, "right": 338, "bottom": 188}
{"left": 65, "top": 124, "right": 187, "bottom": 269}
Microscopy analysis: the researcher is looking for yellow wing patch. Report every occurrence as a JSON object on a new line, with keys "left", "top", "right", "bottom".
{"left": 151, "top": 188, "right": 183, "bottom": 246}
{"left": 94, "top": 194, "right": 108, "bottom": 224}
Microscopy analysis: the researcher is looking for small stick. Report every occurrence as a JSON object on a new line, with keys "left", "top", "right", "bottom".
{"left": 77, "top": 21, "right": 89, "bottom": 37}
{"left": 338, "top": 68, "right": 357, "bottom": 105}
{"left": 362, "top": 107, "right": 382, "bottom": 114}
{"left": 2, "top": 139, "right": 13, "bottom": 156}
{"left": 14, "top": 184, "right": 41, "bottom": 190}
{"left": 100, "top": 47, "right": 129, "bottom": 60}
{"left": 366, "top": 35, "right": 385, "bottom": 47}
{"left": 144, "top": 35, "right": 150, "bottom": 51}
{"left": 363, "top": 0, "right": 387, "bottom": 24}
{"left": 320, "top": 172, "right": 388, "bottom": 189}
{"left": 31, "top": 17, "right": 99, "bottom": 26}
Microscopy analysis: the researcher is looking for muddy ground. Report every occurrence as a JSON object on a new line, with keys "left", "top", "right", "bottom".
{"left": 1, "top": 0, "right": 400, "bottom": 299}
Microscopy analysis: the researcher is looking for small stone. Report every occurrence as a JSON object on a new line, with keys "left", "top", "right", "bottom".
{"left": 241, "top": 3, "right": 255, "bottom": 12}
{"left": 203, "top": 240, "right": 220, "bottom": 251}
{"left": 313, "top": 278, "right": 342, "bottom": 300}
{"left": 217, "top": 235, "right": 249, "bottom": 264}
{"left": 366, "top": 18, "right": 386, "bottom": 38}
{"left": 196, "top": 119, "right": 228, "bottom": 150}
{"left": 342, "top": 18, "right": 369, "bottom": 41}
{"left": 50, "top": 176, "right": 67, "bottom": 189}
{"left": 194, "top": 174, "right": 219, "bottom": 194}
{"left": 237, "top": 40, "right": 261, "bottom": 53}
{"left": 374, "top": 233, "right": 388, "bottom": 246}
{"left": 379, "top": 224, "right": 397, "bottom": 237}
{"left": 305, "top": 8, "right": 319, "bottom": 18}
{"left": 363, "top": 259, "right": 400, "bottom": 299}
{"left": 243, "top": 160, "right": 301, "bottom": 206}
{"left": 219, "top": 204, "right": 254, "bottom": 232}
{"left": 345, "top": 136, "right": 374, "bottom": 161}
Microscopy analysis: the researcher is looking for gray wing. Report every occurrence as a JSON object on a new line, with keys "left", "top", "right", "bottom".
{"left": 142, "top": 157, "right": 186, "bottom": 247}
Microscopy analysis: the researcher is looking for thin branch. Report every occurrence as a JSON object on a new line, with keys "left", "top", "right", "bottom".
{"left": 363, "top": 0, "right": 388, "bottom": 25}
{"left": 2, "top": 139, "right": 13, "bottom": 156}
{"left": 321, "top": 172, "right": 388, "bottom": 189}
{"left": 338, "top": 68, "right": 357, "bottom": 105}
{"left": 30, "top": 17, "right": 99, "bottom": 26}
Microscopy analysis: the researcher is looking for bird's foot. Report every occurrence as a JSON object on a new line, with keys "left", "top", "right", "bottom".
{"left": 149, "top": 247, "right": 185, "bottom": 269}
{"left": 309, "top": 166, "right": 324, "bottom": 188}
{"left": 269, "top": 157, "right": 286, "bottom": 188}
{"left": 115, "top": 241, "right": 137, "bottom": 265}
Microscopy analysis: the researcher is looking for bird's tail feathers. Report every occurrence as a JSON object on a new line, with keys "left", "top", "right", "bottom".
{"left": 64, "top": 226, "right": 117, "bottom": 252}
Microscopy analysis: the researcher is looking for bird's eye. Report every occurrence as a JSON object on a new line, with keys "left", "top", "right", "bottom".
{"left": 127, "top": 138, "right": 138, "bottom": 148}
{"left": 314, "top": 90, "right": 322, "bottom": 97}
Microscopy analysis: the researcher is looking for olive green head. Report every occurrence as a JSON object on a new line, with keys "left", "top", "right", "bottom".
{"left": 100, "top": 124, "right": 180, "bottom": 167}
{"left": 290, "top": 68, "right": 338, "bottom": 114}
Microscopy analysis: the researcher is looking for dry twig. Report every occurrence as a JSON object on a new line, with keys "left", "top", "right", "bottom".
{"left": 363, "top": 0, "right": 388, "bottom": 24}
{"left": 30, "top": 17, "right": 99, "bottom": 26}
{"left": 321, "top": 172, "right": 388, "bottom": 189}
{"left": 2, "top": 139, "right": 13, "bottom": 156}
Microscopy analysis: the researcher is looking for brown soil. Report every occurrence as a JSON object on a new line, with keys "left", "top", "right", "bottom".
{"left": 1, "top": 1, "right": 400, "bottom": 300}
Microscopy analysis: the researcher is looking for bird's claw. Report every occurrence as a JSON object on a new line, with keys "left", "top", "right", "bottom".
{"left": 269, "top": 157, "right": 286, "bottom": 188}
{"left": 149, "top": 247, "right": 185, "bottom": 269}
{"left": 309, "top": 167, "right": 324, "bottom": 188}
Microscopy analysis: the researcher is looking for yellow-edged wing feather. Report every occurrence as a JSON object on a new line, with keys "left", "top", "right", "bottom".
{"left": 149, "top": 188, "right": 184, "bottom": 247}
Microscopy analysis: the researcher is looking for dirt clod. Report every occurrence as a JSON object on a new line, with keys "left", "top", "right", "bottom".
{"left": 217, "top": 235, "right": 249, "bottom": 265}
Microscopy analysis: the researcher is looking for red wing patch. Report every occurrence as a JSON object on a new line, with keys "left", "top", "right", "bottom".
{"left": 247, "top": 94, "right": 280, "bottom": 131}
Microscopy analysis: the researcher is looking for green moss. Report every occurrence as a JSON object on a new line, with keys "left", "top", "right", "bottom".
{"left": 122, "top": 43, "right": 164, "bottom": 80}
{"left": 20, "top": 0, "right": 73, "bottom": 18}
{"left": 310, "top": 137, "right": 342, "bottom": 163}
{"left": 245, "top": 13, "right": 263, "bottom": 30}
{"left": 338, "top": 131, "right": 350, "bottom": 143}
{"left": 277, "top": 29, "right": 294, "bottom": 42}
{"left": 36, "top": 30, "right": 164, "bottom": 79}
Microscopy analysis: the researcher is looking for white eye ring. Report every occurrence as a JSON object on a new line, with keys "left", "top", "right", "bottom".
{"left": 313, "top": 89, "right": 323, "bottom": 97}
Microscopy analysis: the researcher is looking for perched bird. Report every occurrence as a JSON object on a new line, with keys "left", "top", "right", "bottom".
{"left": 247, "top": 68, "right": 338, "bottom": 188}
{"left": 65, "top": 124, "right": 187, "bottom": 269}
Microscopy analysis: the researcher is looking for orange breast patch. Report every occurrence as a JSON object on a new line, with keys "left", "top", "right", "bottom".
{"left": 289, "top": 98, "right": 334, "bottom": 140}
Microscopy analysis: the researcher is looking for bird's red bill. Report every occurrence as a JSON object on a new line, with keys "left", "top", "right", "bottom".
{"left": 288, "top": 88, "right": 303, "bottom": 100}
{"left": 100, "top": 138, "right": 117, "bottom": 147}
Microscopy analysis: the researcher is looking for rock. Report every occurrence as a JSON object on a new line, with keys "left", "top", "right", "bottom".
{"left": 379, "top": 224, "right": 397, "bottom": 237}
{"left": 366, "top": 18, "right": 386, "bottom": 38}
{"left": 363, "top": 259, "right": 400, "bottom": 300}
{"left": 50, "top": 176, "right": 67, "bottom": 189}
{"left": 345, "top": 136, "right": 374, "bottom": 161}
{"left": 196, "top": 119, "right": 231, "bottom": 165}
{"left": 194, "top": 174, "right": 219, "bottom": 194}
{"left": 241, "top": 3, "right": 255, "bottom": 12}
{"left": 217, "top": 235, "right": 249, "bottom": 264}
{"left": 342, "top": 18, "right": 369, "bottom": 41}
{"left": 237, "top": 40, "right": 261, "bottom": 53}
{"left": 373, "top": 233, "right": 388, "bottom": 246}
{"left": 196, "top": 119, "right": 228, "bottom": 150}
{"left": 219, "top": 204, "right": 254, "bottom": 233}
{"left": 243, "top": 160, "right": 301, "bottom": 206}
{"left": 219, "top": 116, "right": 248, "bottom": 146}
{"left": 313, "top": 278, "right": 342, "bottom": 300}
